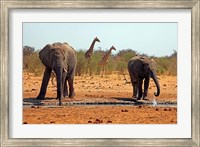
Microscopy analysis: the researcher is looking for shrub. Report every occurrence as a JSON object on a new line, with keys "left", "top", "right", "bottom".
{"left": 75, "top": 50, "right": 87, "bottom": 76}
{"left": 115, "top": 49, "right": 138, "bottom": 74}
{"left": 154, "top": 50, "right": 177, "bottom": 76}
{"left": 89, "top": 52, "right": 103, "bottom": 75}
{"left": 23, "top": 46, "right": 177, "bottom": 76}
{"left": 23, "top": 52, "right": 44, "bottom": 76}
{"left": 23, "top": 46, "right": 35, "bottom": 56}
{"left": 117, "top": 49, "right": 137, "bottom": 62}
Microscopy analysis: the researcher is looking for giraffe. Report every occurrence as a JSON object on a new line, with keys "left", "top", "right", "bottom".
{"left": 85, "top": 37, "right": 100, "bottom": 76}
{"left": 98, "top": 46, "right": 116, "bottom": 77}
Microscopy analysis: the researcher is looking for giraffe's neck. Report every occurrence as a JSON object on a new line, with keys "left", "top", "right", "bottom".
{"left": 89, "top": 39, "right": 97, "bottom": 52}
{"left": 107, "top": 49, "right": 113, "bottom": 58}
{"left": 102, "top": 48, "right": 112, "bottom": 61}
{"left": 108, "top": 48, "right": 113, "bottom": 54}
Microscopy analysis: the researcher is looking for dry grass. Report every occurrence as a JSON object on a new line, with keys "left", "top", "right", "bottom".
{"left": 23, "top": 47, "right": 177, "bottom": 76}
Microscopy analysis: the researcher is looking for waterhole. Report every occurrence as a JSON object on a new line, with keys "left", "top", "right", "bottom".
{"left": 23, "top": 99, "right": 177, "bottom": 108}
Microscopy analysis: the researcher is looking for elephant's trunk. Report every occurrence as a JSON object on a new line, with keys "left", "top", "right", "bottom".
{"left": 150, "top": 71, "right": 160, "bottom": 97}
{"left": 54, "top": 67, "right": 63, "bottom": 105}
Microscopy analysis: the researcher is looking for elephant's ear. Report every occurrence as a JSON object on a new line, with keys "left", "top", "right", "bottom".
{"left": 39, "top": 44, "right": 52, "bottom": 68}
{"left": 143, "top": 62, "right": 150, "bottom": 73}
{"left": 150, "top": 59, "right": 158, "bottom": 71}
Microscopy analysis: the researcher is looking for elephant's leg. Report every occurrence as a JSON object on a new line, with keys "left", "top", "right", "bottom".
{"left": 68, "top": 69, "right": 76, "bottom": 98}
{"left": 68, "top": 77, "right": 75, "bottom": 98}
{"left": 137, "top": 77, "right": 143, "bottom": 100}
{"left": 133, "top": 82, "right": 137, "bottom": 98}
{"left": 143, "top": 76, "right": 150, "bottom": 100}
{"left": 63, "top": 78, "right": 68, "bottom": 98}
{"left": 130, "top": 76, "right": 137, "bottom": 98}
{"left": 63, "top": 82, "right": 68, "bottom": 97}
{"left": 62, "top": 72, "right": 68, "bottom": 98}
{"left": 36, "top": 67, "right": 52, "bottom": 100}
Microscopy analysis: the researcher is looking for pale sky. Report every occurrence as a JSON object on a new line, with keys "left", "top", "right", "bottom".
{"left": 23, "top": 22, "right": 177, "bottom": 57}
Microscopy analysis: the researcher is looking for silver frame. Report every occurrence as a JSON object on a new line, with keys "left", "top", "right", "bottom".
{"left": 0, "top": 0, "right": 199, "bottom": 146}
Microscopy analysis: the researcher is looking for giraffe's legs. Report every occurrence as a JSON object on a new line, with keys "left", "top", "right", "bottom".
{"left": 103, "top": 66, "right": 105, "bottom": 77}
{"left": 86, "top": 59, "right": 91, "bottom": 77}
{"left": 100, "top": 66, "right": 104, "bottom": 77}
{"left": 86, "top": 60, "right": 89, "bottom": 77}
{"left": 104, "top": 65, "right": 106, "bottom": 76}
{"left": 101, "top": 65, "right": 106, "bottom": 77}
{"left": 89, "top": 66, "right": 92, "bottom": 76}
{"left": 86, "top": 62, "right": 88, "bottom": 77}
{"left": 89, "top": 62, "right": 92, "bottom": 76}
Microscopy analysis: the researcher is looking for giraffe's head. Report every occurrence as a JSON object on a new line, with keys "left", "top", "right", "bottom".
{"left": 94, "top": 37, "right": 100, "bottom": 42}
{"left": 110, "top": 46, "right": 116, "bottom": 51}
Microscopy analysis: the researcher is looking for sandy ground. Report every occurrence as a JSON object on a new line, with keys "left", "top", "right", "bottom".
{"left": 23, "top": 72, "right": 177, "bottom": 124}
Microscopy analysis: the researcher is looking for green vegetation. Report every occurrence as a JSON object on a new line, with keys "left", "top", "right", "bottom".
{"left": 153, "top": 50, "right": 177, "bottom": 75}
{"left": 23, "top": 46, "right": 177, "bottom": 76}
{"left": 23, "top": 46, "right": 44, "bottom": 76}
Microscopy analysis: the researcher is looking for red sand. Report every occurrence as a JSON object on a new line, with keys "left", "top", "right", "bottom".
{"left": 23, "top": 73, "right": 177, "bottom": 124}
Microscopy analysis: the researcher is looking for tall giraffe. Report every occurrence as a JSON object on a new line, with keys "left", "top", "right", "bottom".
{"left": 85, "top": 37, "right": 100, "bottom": 76}
{"left": 98, "top": 46, "right": 116, "bottom": 77}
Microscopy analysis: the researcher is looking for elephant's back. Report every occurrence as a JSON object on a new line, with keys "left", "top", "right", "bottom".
{"left": 128, "top": 56, "right": 143, "bottom": 67}
{"left": 51, "top": 42, "right": 76, "bottom": 60}
{"left": 128, "top": 56, "right": 147, "bottom": 76}
{"left": 129, "top": 55, "right": 148, "bottom": 62}
{"left": 39, "top": 42, "right": 77, "bottom": 68}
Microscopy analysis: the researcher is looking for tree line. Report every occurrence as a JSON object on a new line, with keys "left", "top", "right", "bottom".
{"left": 23, "top": 46, "right": 177, "bottom": 76}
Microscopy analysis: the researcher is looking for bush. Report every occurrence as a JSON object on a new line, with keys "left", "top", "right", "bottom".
{"left": 154, "top": 50, "right": 177, "bottom": 76}
{"left": 23, "top": 46, "right": 35, "bottom": 56}
{"left": 75, "top": 50, "right": 87, "bottom": 76}
{"left": 89, "top": 51, "right": 103, "bottom": 75}
{"left": 23, "top": 52, "right": 44, "bottom": 76}
{"left": 117, "top": 49, "right": 137, "bottom": 62}
{"left": 23, "top": 45, "right": 177, "bottom": 76}
{"left": 115, "top": 49, "right": 138, "bottom": 74}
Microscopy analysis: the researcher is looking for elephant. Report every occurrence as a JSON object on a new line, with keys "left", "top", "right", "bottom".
{"left": 36, "top": 42, "right": 77, "bottom": 105}
{"left": 127, "top": 55, "right": 160, "bottom": 100}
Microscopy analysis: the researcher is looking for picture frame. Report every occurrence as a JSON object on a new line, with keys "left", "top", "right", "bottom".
{"left": 0, "top": 0, "right": 199, "bottom": 146}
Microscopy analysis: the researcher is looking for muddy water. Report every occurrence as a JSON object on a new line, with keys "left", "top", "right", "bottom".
{"left": 23, "top": 100, "right": 177, "bottom": 108}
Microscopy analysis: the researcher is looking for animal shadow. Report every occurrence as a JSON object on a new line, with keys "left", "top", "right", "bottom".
{"left": 114, "top": 97, "right": 137, "bottom": 102}
{"left": 113, "top": 97, "right": 146, "bottom": 105}
{"left": 23, "top": 97, "right": 57, "bottom": 106}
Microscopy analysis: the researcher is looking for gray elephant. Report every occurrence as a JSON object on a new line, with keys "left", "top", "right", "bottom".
{"left": 128, "top": 56, "right": 160, "bottom": 100}
{"left": 36, "top": 42, "right": 77, "bottom": 105}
